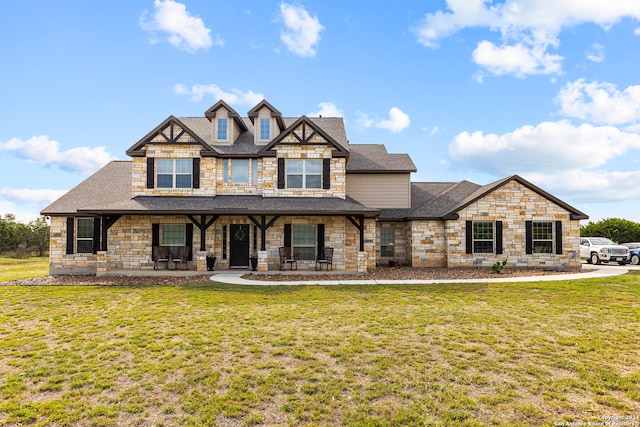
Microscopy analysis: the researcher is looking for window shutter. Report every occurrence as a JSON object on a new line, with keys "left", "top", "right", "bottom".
{"left": 555, "top": 221, "right": 563, "bottom": 254}
{"left": 525, "top": 221, "right": 533, "bottom": 254}
{"left": 147, "top": 158, "right": 155, "bottom": 189}
{"left": 495, "top": 221, "right": 503, "bottom": 254}
{"left": 317, "top": 224, "right": 325, "bottom": 257}
{"left": 186, "top": 223, "right": 194, "bottom": 260}
{"left": 277, "top": 158, "right": 285, "bottom": 189}
{"left": 152, "top": 223, "right": 160, "bottom": 248}
{"left": 323, "top": 158, "right": 331, "bottom": 189}
{"left": 66, "top": 217, "right": 75, "bottom": 255}
{"left": 92, "top": 217, "right": 101, "bottom": 254}
{"left": 465, "top": 221, "right": 473, "bottom": 254}
{"left": 284, "top": 224, "right": 291, "bottom": 247}
{"left": 193, "top": 158, "right": 200, "bottom": 189}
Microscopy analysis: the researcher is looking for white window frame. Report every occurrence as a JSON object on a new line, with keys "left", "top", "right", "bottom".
{"left": 259, "top": 118, "right": 270, "bottom": 141}
{"left": 286, "top": 159, "right": 322, "bottom": 189}
{"left": 157, "top": 159, "right": 192, "bottom": 189}
{"left": 217, "top": 118, "right": 228, "bottom": 140}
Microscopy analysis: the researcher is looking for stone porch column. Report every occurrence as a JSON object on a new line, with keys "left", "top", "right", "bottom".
{"left": 258, "top": 250, "right": 268, "bottom": 272}
{"left": 357, "top": 251, "right": 367, "bottom": 273}
{"left": 97, "top": 251, "right": 109, "bottom": 275}
{"left": 196, "top": 251, "right": 206, "bottom": 272}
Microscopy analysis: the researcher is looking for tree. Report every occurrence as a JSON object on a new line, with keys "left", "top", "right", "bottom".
{"left": 580, "top": 218, "right": 640, "bottom": 243}
{"left": 0, "top": 213, "right": 50, "bottom": 256}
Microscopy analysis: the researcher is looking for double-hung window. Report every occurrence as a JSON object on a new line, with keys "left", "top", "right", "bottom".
{"left": 532, "top": 221, "right": 553, "bottom": 253}
{"left": 286, "top": 159, "right": 322, "bottom": 189}
{"left": 76, "top": 218, "right": 94, "bottom": 254}
{"left": 380, "top": 227, "right": 395, "bottom": 257}
{"left": 293, "top": 224, "right": 316, "bottom": 260}
{"left": 260, "top": 118, "right": 270, "bottom": 140}
{"left": 162, "top": 224, "right": 185, "bottom": 247}
{"left": 231, "top": 159, "right": 249, "bottom": 183}
{"left": 217, "top": 118, "right": 228, "bottom": 140}
{"left": 473, "top": 222, "right": 494, "bottom": 253}
{"left": 157, "top": 159, "right": 192, "bottom": 188}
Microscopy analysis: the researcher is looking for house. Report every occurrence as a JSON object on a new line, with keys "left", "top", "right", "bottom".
{"left": 41, "top": 99, "right": 588, "bottom": 275}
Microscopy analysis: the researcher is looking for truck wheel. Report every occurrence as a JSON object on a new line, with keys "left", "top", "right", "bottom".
{"left": 591, "top": 253, "right": 600, "bottom": 265}
{"left": 631, "top": 254, "right": 639, "bottom": 265}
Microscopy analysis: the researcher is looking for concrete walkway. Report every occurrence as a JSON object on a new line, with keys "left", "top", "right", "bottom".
{"left": 209, "top": 264, "right": 629, "bottom": 286}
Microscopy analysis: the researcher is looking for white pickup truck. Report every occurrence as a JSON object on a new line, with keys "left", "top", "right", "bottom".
{"left": 580, "top": 237, "right": 629, "bottom": 265}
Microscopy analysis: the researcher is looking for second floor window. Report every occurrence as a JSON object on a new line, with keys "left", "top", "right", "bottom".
{"left": 217, "top": 118, "right": 228, "bottom": 140}
{"left": 260, "top": 118, "right": 270, "bottom": 140}
{"left": 286, "top": 159, "right": 322, "bottom": 189}
{"left": 157, "top": 159, "right": 192, "bottom": 188}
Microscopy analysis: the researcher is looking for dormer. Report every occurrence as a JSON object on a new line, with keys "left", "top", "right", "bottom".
{"left": 247, "top": 100, "right": 285, "bottom": 145}
{"left": 205, "top": 100, "right": 248, "bottom": 146}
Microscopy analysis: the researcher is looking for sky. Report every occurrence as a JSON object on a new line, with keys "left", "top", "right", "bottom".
{"left": 1, "top": 0, "right": 640, "bottom": 224}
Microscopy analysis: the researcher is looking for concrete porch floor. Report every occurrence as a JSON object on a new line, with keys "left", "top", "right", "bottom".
{"left": 97, "top": 268, "right": 356, "bottom": 277}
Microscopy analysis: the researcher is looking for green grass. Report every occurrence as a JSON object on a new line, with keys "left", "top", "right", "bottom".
{"left": 0, "top": 256, "right": 48, "bottom": 281}
{"left": 0, "top": 274, "right": 639, "bottom": 426}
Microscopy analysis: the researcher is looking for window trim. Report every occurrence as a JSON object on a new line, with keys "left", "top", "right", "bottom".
{"left": 161, "top": 224, "right": 186, "bottom": 247}
{"left": 156, "top": 158, "right": 193, "bottom": 189}
{"left": 380, "top": 227, "right": 395, "bottom": 257}
{"left": 217, "top": 118, "right": 228, "bottom": 140}
{"left": 293, "top": 224, "right": 316, "bottom": 261}
{"left": 286, "top": 159, "right": 322, "bottom": 189}
{"left": 259, "top": 117, "right": 270, "bottom": 141}
{"left": 532, "top": 221, "right": 554, "bottom": 254}
{"left": 76, "top": 218, "right": 94, "bottom": 254}
{"left": 472, "top": 221, "right": 494, "bottom": 254}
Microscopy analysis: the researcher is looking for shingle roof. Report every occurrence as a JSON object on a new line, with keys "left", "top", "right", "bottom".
{"left": 41, "top": 161, "right": 133, "bottom": 215}
{"left": 346, "top": 144, "right": 416, "bottom": 173}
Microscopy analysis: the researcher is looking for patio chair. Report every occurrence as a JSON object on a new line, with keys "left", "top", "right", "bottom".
{"left": 315, "top": 247, "right": 333, "bottom": 271}
{"left": 153, "top": 246, "right": 169, "bottom": 270}
{"left": 176, "top": 246, "right": 190, "bottom": 270}
{"left": 279, "top": 246, "right": 297, "bottom": 270}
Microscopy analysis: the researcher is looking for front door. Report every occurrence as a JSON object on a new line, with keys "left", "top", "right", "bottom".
{"left": 229, "top": 224, "right": 250, "bottom": 268}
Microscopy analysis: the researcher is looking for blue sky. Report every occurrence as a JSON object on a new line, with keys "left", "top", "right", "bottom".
{"left": 1, "top": 1, "right": 640, "bottom": 223}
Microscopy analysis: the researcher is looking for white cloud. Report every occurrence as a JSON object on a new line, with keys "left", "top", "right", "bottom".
{"left": 173, "top": 84, "right": 264, "bottom": 105}
{"left": 279, "top": 2, "right": 324, "bottom": 57}
{"left": 472, "top": 40, "right": 563, "bottom": 77}
{"left": 308, "top": 102, "right": 343, "bottom": 117}
{"left": 635, "top": 27, "right": 640, "bottom": 36}
{"left": 140, "top": 0, "right": 219, "bottom": 53}
{"left": 586, "top": 43, "right": 605, "bottom": 63}
{"left": 0, "top": 136, "right": 115, "bottom": 175}
{"left": 357, "top": 108, "right": 411, "bottom": 133}
{"left": 415, "top": 0, "right": 640, "bottom": 77}
{"left": 0, "top": 188, "right": 67, "bottom": 205}
{"left": 449, "top": 120, "right": 640, "bottom": 175}
{"left": 556, "top": 79, "right": 640, "bottom": 125}
{"left": 377, "top": 107, "right": 411, "bottom": 133}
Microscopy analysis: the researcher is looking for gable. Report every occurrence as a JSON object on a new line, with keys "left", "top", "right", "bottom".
{"left": 126, "top": 116, "right": 215, "bottom": 157}
{"left": 260, "top": 116, "right": 349, "bottom": 157}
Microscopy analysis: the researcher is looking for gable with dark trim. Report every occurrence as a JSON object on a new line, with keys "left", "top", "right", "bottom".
{"left": 126, "top": 116, "right": 217, "bottom": 157}
{"left": 259, "top": 116, "right": 349, "bottom": 157}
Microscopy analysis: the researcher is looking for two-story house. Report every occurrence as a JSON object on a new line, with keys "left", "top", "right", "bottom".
{"left": 41, "top": 99, "right": 588, "bottom": 275}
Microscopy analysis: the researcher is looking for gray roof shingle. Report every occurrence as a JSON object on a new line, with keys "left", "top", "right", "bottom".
{"left": 346, "top": 144, "right": 416, "bottom": 173}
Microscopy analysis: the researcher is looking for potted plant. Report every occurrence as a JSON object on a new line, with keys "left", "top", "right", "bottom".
{"left": 206, "top": 252, "right": 216, "bottom": 271}
{"left": 249, "top": 252, "right": 258, "bottom": 271}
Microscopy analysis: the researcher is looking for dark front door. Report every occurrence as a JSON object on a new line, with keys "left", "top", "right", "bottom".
{"left": 230, "top": 224, "right": 250, "bottom": 268}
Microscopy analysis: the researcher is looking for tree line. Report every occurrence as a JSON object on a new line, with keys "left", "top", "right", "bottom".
{"left": 580, "top": 218, "right": 640, "bottom": 244}
{"left": 0, "top": 214, "right": 50, "bottom": 257}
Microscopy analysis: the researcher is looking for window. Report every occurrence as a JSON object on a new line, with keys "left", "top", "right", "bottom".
{"left": 162, "top": 224, "right": 185, "bottom": 246}
{"left": 532, "top": 221, "right": 553, "bottom": 253}
{"left": 217, "top": 118, "right": 228, "bottom": 140}
{"left": 286, "top": 159, "right": 322, "bottom": 189}
{"left": 260, "top": 118, "right": 270, "bottom": 140}
{"left": 380, "top": 227, "right": 395, "bottom": 257}
{"left": 293, "top": 224, "right": 315, "bottom": 260}
{"left": 473, "top": 222, "right": 494, "bottom": 253}
{"left": 231, "top": 159, "right": 249, "bottom": 183}
{"left": 77, "top": 218, "right": 93, "bottom": 253}
{"left": 157, "top": 159, "right": 192, "bottom": 188}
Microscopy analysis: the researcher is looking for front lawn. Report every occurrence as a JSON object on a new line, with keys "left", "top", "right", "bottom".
{"left": 0, "top": 275, "right": 638, "bottom": 426}
{"left": 0, "top": 256, "right": 49, "bottom": 281}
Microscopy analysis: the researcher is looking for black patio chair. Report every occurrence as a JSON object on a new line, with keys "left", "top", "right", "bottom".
{"left": 315, "top": 247, "right": 333, "bottom": 271}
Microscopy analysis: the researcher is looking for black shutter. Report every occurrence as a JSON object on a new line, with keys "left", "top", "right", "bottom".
{"left": 147, "top": 158, "right": 155, "bottom": 189}
{"left": 525, "top": 221, "right": 533, "bottom": 254}
{"left": 186, "top": 223, "right": 194, "bottom": 260}
{"left": 152, "top": 223, "right": 160, "bottom": 248}
{"left": 317, "top": 224, "right": 325, "bottom": 257}
{"left": 555, "top": 221, "right": 563, "bottom": 254}
{"left": 323, "top": 158, "right": 330, "bottom": 189}
{"left": 495, "top": 221, "right": 503, "bottom": 254}
{"left": 66, "top": 217, "right": 75, "bottom": 255}
{"left": 284, "top": 224, "right": 292, "bottom": 247}
{"left": 277, "top": 158, "right": 285, "bottom": 189}
{"left": 465, "top": 221, "right": 473, "bottom": 254}
{"left": 92, "top": 217, "right": 101, "bottom": 254}
{"left": 193, "top": 158, "right": 200, "bottom": 189}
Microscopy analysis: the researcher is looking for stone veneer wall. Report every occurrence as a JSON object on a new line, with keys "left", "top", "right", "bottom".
{"left": 444, "top": 180, "right": 581, "bottom": 268}
{"left": 375, "top": 222, "right": 409, "bottom": 266}
{"left": 49, "top": 215, "right": 376, "bottom": 274}
{"left": 408, "top": 220, "right": 447, "bottom": 267}
{"left": 262, "top": 146, "right": 346, "bottom": 198}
